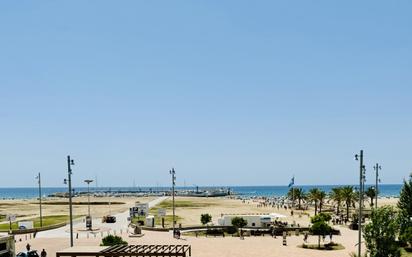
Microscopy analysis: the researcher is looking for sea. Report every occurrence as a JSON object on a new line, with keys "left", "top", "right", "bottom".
{"left": 0, "top": 184, "right": 403, "bottom": 199}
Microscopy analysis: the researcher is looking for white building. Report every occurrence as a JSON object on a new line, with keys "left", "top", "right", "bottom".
{"left": 218, "top": 214, "right": 274, "bottom": 227}
{"left": 0, "top": 235, "right": 15, "bottom": 257}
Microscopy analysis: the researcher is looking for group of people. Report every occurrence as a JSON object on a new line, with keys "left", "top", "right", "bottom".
{"left": 25, "top": 243, "right": 47, "bottom": 257}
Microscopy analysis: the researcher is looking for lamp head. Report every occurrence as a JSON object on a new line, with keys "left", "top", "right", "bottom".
{"left": 355, "top": 154, "right": 359, "bottom": 161}
{"left": 71, "top": 160, "right": 75, "bottom": 165}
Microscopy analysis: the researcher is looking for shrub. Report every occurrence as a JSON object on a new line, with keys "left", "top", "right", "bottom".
{"left": 101, "top": 235, "right": 128, "bottom": 246}
{"left": 225, "top": 226, "right": 237, "bottom": 234}
{"left": 231, "top": 217, "right": 247, "bottom": 228}
{"left": 399, "top": 226, "right": 412, "bottom": 248}
{"left": 364, "top": 206, "right": 400, "bottom": 257}
{"left": 200, "top": 213, "right": 212, "bottom": 225}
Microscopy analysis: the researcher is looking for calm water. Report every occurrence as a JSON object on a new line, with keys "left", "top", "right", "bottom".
{"left": 0, "top": 184, "right": 403, "bottom": 199}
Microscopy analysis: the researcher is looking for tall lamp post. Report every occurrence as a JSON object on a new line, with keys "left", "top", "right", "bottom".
{"left": 169, "top": 168, "right": 176, "bottom": 237}
{"left": 64, "top": 155, "right": 75, "bottom": 247}
{"left": 355, "top": 150, "right": 366, "bottom": 257}
{"left": 84, "top": 179, "right": 93, "bottom": 230}
{"left": 36, "top": 172, "right": 43, "bottom": 227}
{"left": 373, "top": 163, "right": 381, "bottom": 208}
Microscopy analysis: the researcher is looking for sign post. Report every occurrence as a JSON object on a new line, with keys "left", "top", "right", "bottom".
{"left": 6, "top": 214, "right": 16, "bottom": 232}
{"left": 158, "top": 208, "right": 166, "bottom": 228}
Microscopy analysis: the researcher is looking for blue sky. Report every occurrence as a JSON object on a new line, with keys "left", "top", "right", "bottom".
{"left": 0, "top": 1, "right": 411, "bottom": 187}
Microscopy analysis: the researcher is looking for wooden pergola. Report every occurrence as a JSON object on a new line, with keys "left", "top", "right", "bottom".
{"left": 56, "top": 245, "right": 192, "bottom": 257}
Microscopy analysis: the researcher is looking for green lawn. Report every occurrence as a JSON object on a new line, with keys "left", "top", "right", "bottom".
{"left": 130, "top": 200, "right": 212, "bottom": 228}
{"left": 153, "top": 200, "right": 215, "bottom": 210}
{"left": 0, "top": 215, "right": 82, "bottom": 231}
{"left": 401, "top": 248, "right": 412, "bottom": 257}
{"left": 33, "top": 201, "right": 124, "bottom": 205}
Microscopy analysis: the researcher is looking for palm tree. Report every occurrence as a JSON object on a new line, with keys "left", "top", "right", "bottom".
{"left": 288, "top": 188, "right": 306, "bottom": 209}
{"left": 330, "top": 187, "right": 343, "bottom": 215}
{"left": 318, "top": 190, "right": 327, "bottom": 213}
{"left": 365, "top": 187, "right": 376, "bottom": 207}
{"left": 341, "top": 186, "right": 357, "bottom": 221}
{"left": 308, "top": 188, "right": 321, "bottom": 215}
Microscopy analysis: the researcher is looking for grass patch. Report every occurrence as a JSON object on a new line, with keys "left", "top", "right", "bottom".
{"left": 0, "top": 214, "right": 6, "bottom": 222}
{"left": 153, "top": 200, "right": 215, "bottom": 210}
{"left": 401, "top": 248, "right": 412, "bottom": 257}
{"left": 183, "top": 230, "right": 236, "bottom": 237}
{"left": 300, "top": 242, "right": 345, "bottom": 251}
{"left": 0, "top": 215, "right": 82, "bottom": 231}
{"left": 31, "top": 201, "right": 125, "bottom": 205}
{"left": 130, "top": 199, "right": 212, "bottom": 227}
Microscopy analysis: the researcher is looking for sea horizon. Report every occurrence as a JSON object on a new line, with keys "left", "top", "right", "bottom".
{"left": 0, "top": 184, "right": 403, "bottom": 199}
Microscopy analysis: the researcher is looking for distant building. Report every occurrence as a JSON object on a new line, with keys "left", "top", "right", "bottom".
{"left": 218, "top": 214, "right": 272, "bottom": 227}
{"left": 0, "top": 235, "right": 15, "bottom": 257}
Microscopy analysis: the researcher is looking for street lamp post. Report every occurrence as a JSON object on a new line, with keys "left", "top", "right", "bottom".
{"left": 84, "top": 179, "right": 93, "bottom": 230}
{"left": 373, "top": 163, "right": 381, "bottom": 208}
{"left": 36, "top": 172, "right": 43, "bottom": 227}
{"left": 65, "top": 155, "right": 75, "bottom": 247}
{"left": 169, "top": 168, "right": 176, "bottom": 237}
{"left": 355, "top": 150, "right": 366, "bottom": 257}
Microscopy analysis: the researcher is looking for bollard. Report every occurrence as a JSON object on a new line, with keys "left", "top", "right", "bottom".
{"left": 87, "top": 233, "right": 89, "bottom": 239}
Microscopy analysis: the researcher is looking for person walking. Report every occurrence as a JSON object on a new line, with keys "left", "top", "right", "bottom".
{"left": 41, "top": 249, "right": 47, "bottom": 257}
{"left": 26, "top": 243, "right": 31, "bottom": 252}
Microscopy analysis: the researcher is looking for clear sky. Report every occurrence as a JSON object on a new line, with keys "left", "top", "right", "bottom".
{"left": 0, "top": 1, "right": 411, "bottom": 187}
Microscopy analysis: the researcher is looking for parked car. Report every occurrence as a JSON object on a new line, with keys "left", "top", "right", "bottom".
{"left": 17, "top": 251, "right": 39, "bottom": 257}
{"left": 106, "top": 215, "right": 116, "bottom": 223}
{"left": 102, "top": 215, "right": 116, "bottom": 223}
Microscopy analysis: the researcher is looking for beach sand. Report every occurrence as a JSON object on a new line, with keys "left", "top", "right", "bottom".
{"left": 0, "top": 196, "right": 155, "bottom": 222}
{"left": 5, "top": 195, "right": 400, "bottom": 257}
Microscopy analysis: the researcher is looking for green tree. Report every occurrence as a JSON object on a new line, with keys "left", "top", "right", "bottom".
{"left": 288, "top": 188, "right": 306, "bottom": 209}
{"left": 399, "top": 227, "right": 412, "bottom": 248}
{"left": 318, "top": 190, "right": 327, "bottom": 213}
{"left": 398, "top": 173, "right": 412, "bottom": 242}
{"left": 101, "top": 235, "right": 128, "bottom": 246}
{"left": 200, "top": 213, "right": 212, "bottom": 226}
{"left": 308, "top": 188, "right": 321, "bottom": 215}
{"left": 231, "top": 217, "right": 247, "bottom": 236}
{"left": 363, "top": 206, "right": 400, "bottom": 257}
{"left": 365, "top": 187, "right": 377, "bottom": 207}
{"left": 341, "top": 186, "right": 357, "bottom": 221}
{"left": 330, "top": 187, "right": 343, "bottom": 215}
{"left": 310, "top": 213, "right": 332, "bottom": 248}
{"left": 231, "top": 217, "right": 247, "bottom": 228}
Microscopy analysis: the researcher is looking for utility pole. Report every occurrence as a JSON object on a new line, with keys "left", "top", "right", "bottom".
{"left": 170, "top": 168, "right": 176, "bottom": 237}
{"left": 84, "top": 179, "right": 93, "bottom": 230}
{"left": 66, "top": 155, "right": 75, "bottom": 247}
{"left": 355, "top": 150, "right": 365, "bottom": 257}
{"left": 36, "top": 172, "right": 43, "bottom": 227}
{"left": 374, "top": 163, "right": 381, "bottom": 208}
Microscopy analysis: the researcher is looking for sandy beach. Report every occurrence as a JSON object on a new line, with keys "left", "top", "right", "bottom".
{"left": 1, "top": 195, "right": 400, "bottom": 257}
{"left": 0, "top": 196, "right": 155, "bottom": 223}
